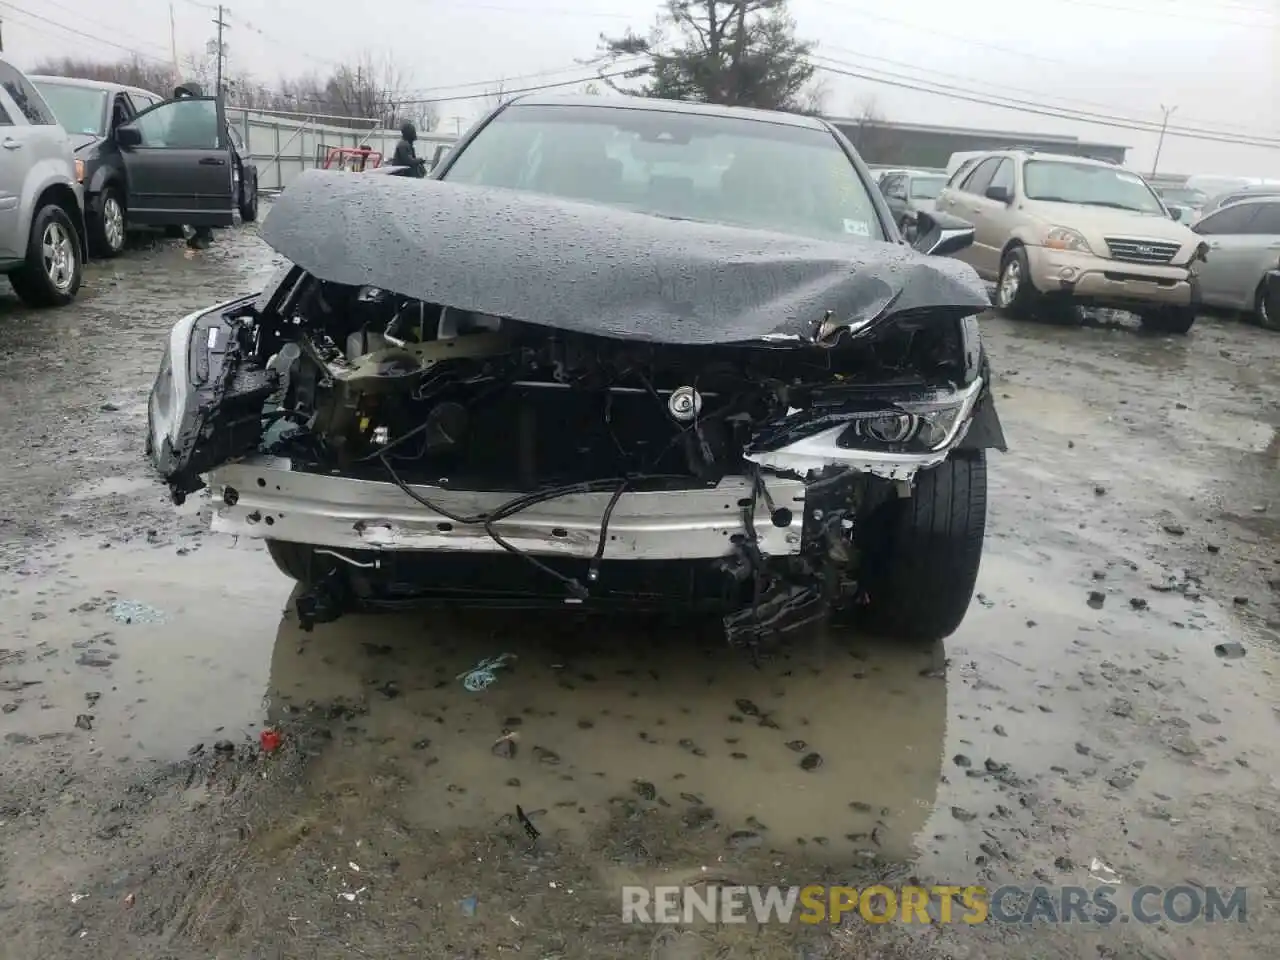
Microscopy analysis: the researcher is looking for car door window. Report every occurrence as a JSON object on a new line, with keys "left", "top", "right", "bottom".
{"left": 947, "top": 158, "right": 978, "bottom": 188}
{"left": 126, "top": 92, "right": 158, "bottom": 113}
{"left": 1195, "top": 203, "right": 1262, "bottom": 235}
{"left": 0, "top": 63, "right": 55, "bottom": 125}
{"left": 131, "top": 98, "right": 220, "bottom": 149}
{"left": 987, "top": 159, "right": 1014, "bottom": 195}
{"left": 960, "top": 158, "right": 1001, "bottom": 195}
{"left": 1247, "top": 205, "right": 1280, "bottom": 234}
{"left": 0, "top": 98, "right": 12, "bottom": 126}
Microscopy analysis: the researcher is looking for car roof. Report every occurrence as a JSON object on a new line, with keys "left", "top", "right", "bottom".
{"left": 29, "top": 75, "right": 159, "bottom": 101}
{"left": 1221, "top": 194, "right": 1280, "bottom": 206}
{"left": 505, "top": 92, "right": 832, "bottom": 131}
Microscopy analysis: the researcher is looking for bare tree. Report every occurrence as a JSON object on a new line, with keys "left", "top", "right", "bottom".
{"left": 35, "top": 51, "right": 439, "bottom": 132}
{"left": 842, "top": 95, "right": 899, "bottom": 162}
{"left": 481, "top": 78, "right": 512, "bottom": 113}
{"left": 30, "top": 56, "right": 177, "bottom": 96}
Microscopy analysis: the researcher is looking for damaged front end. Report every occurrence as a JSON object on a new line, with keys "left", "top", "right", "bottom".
{"left": 146, "top": 173, "right": 1005, "bottom": 646}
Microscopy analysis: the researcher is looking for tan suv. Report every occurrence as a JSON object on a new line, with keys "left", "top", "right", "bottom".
{"left": 935, "top": 150, "right": 1206, "bottom": 334}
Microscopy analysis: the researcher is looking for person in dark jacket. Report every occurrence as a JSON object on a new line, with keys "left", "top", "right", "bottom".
{"left": 391, "top": 121, "right": 427, "bottom": 178}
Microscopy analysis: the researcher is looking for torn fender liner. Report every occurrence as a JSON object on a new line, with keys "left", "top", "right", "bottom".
{"left": 261, "top": 170, "right": 991, "bottom": 346}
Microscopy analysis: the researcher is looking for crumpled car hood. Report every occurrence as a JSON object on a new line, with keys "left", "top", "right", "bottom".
{"left": 260, "top": 170, "right": 990, "bottom": 346}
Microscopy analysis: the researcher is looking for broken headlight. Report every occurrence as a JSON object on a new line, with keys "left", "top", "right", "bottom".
{"left": 835, "top": 395, "right": 969, "bottom": 453}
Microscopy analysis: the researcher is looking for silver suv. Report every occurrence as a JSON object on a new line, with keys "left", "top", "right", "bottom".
{"left": 936, "top": 150, "right": 1204, "bottom": 334}
{"left": 0, "top": 57, "right": 86, "bottom": 308}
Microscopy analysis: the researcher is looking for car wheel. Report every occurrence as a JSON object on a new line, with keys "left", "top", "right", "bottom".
{"left": 1139, "top": 305, "right": 1196, "bottom": 335}
{"left": 840, "top": 453, "right": 988, "bottom": 642}
{"left": 89, "top": 186, "right": 127, "bottom": 258}
{"left": 9, "top": 204, "right": 83, "bottom": 308}
{"left": 239, "top": 172, "right": 258, "bottom": 223}
{"left": 1254, "top": 281, "right": 1279, "bottom": 331}
{"left": 267, "top": 539, "right": 316, "bottom": 582}
{"left": 995, "top": 246, "right": 1039, "bottom": 319}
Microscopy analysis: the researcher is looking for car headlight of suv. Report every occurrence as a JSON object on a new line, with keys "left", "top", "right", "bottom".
{"left": 1044, "top": 226, "right": 1093, "bottom": 254}
{"left": 835, "top": 392, "right": 974, "bottom": 454}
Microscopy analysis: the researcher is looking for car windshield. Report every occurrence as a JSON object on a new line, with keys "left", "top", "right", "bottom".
{"left": 32, "top": 81, "right": 107, "bottom": 136}
{"left": 1024, "top": 161, "right": 1165, "bottom": 215}
{"left": 909, "top": 176, "right": 946, "bottom": 199}
{"left": 1159, "top": 187, "right": 1206, "bottom": 206}
{"left": 441, "top": 103, "right": 886, "bottom": 242}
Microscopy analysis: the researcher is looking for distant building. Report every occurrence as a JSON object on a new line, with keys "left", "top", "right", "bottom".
{"left": 825, "top": 118, "right": 1129, "bottom": 169}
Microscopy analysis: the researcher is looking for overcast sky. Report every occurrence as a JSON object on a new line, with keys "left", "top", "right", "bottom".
{"left": 7, "top": 0, "right": 1279, "bottom": 176}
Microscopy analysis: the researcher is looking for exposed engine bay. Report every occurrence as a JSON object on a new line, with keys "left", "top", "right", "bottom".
{"left": 144, "top": 171, "right": 1007, "bottom": 650}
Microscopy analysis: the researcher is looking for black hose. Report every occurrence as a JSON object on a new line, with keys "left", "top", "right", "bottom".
{"left": 588, "top": 479, "right": 629, "bottom": 583}
{"left": 378, "top": 455, "right": 682, "bottom": 599}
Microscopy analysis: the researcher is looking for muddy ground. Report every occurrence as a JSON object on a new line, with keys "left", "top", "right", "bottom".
{"left": 1, "top": 220, "right": 1278, "bottom": 960}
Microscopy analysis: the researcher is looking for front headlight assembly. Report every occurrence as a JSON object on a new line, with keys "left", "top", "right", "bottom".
{"left": 1044, "top": 225, "right": 1093, "bottom": 254}
{"left": 835, "top": 391, "right": 973, "bottom": 454}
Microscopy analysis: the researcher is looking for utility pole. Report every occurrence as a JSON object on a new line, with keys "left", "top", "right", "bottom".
{"left": 1151, "top": 104, "right": 1176, "bottom": 179}
{"left": 212, "top": 5, "right": 230, "bottom": 99}
{"left": 169, "top": 3, "right": 179, "bottom": 86}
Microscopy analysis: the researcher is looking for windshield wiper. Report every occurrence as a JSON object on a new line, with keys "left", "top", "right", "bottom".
{"left": 1081, "top": 201, "right": 1147, "bottom": 212}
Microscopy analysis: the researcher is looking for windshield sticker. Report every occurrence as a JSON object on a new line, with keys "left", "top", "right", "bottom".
{"left": 843, "top": 219, "right": 871, "bottom": 237}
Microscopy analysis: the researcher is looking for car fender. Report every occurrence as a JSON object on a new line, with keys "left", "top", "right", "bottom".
{"left": 21, "top": 165, "right": 86, "bottom": 260}
{"left": 86, "top": 158, "right": 124, "bottom": 202}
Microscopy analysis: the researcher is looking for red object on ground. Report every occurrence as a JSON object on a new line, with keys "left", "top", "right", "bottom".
{"left": 259, "top": 729, "right": 283, "bottom": 753}
{"left": 322, "top": 147, "right": 383, "bottom": 171}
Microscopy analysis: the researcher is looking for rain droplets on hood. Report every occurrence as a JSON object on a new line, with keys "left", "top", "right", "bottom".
{"left": 261, "top": 170, "right": 991, "bottom": 345}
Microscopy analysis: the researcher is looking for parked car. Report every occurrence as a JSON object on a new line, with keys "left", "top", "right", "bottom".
{"left": 146, "top": 95, "right": 1005, "bottom": 648}
{"left": 880, "top": 171, "right": 949, "bottom": 239}
{"left": 29, "top": 76, "right": 256, "bottom": 256}
{"left": 1186, "top": 195, "right": 1280, "bottom": 330}
{"left": 1153, "top": 185, "right": 1207, "bottom": 224}
{"left": 935, "top": 149, "right": 1205, "bottom": 333}
{"left": 1197, "top": 184, "right": 1280, "bottom": 221}
{"left": 0, "top": 57, "right": 86, "bottom": 307}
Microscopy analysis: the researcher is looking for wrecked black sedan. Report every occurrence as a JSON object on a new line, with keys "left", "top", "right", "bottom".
{"left": 146, "top": 95, "right": 1005, "bottom": 647}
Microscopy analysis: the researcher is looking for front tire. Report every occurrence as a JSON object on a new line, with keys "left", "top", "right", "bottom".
{"left": 844, "top": 453, "right": 988, "bottom": 642}
{"left": 995, "top": 246, "right": 1039, "bottom": 319}
{"left": 1139, "top": 305, "right": 1196, "bottom": 334}
{"left": 88, "top": 186, "right": 126, "bottom": 258}
{"left": 239, "top": 171, "right": 258, "bottom": 222}
{"left": 9, "top": 204, "right": 83, "bottom": 308}
{"left": 1254, "top": 281, "right": 1279, "bottom": 331}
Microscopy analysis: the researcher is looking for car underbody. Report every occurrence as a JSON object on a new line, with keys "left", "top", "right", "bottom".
{"left": 147, "top": 172, "right": 1004, "bottom": 651}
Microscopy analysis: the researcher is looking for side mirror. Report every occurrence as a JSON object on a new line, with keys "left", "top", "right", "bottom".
{"left": 985, "top": 184, "right": 1012, "bottom": 204}
{"left": 116, "top": 124, "right": 142, "bottom": 147}
{"left": 911, "top": 209, "right": 975, "bottom": 257}
{"left": 1169, "top": 207, "right": 1183, "bottom": 222}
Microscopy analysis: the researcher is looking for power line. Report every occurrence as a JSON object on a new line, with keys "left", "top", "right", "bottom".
{"left": 812, "top": 53, "right": 1280, "bottom": 145}
{"left": 0, "top": 2, "right": 174, "bottom": 63}
{"left": 817, "top": 43, "right": 1280, "bottom": 139}
{"left": 231, "top": 63, "right": 644, "bottom": 110}
{"left": 35, "top": 0, "right": 173, "bottom": 57}
{"left": 817, "top": 0, "right": 1275, "bottom": 30}
{"left": 810, "top": 0, "right": 1256, "bottom": 73}
{"left": 396, "top": 56, "right": 645, "bottom": 97}
{"left": 810, "top": 57, "right": 1280, "bottom": 150}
